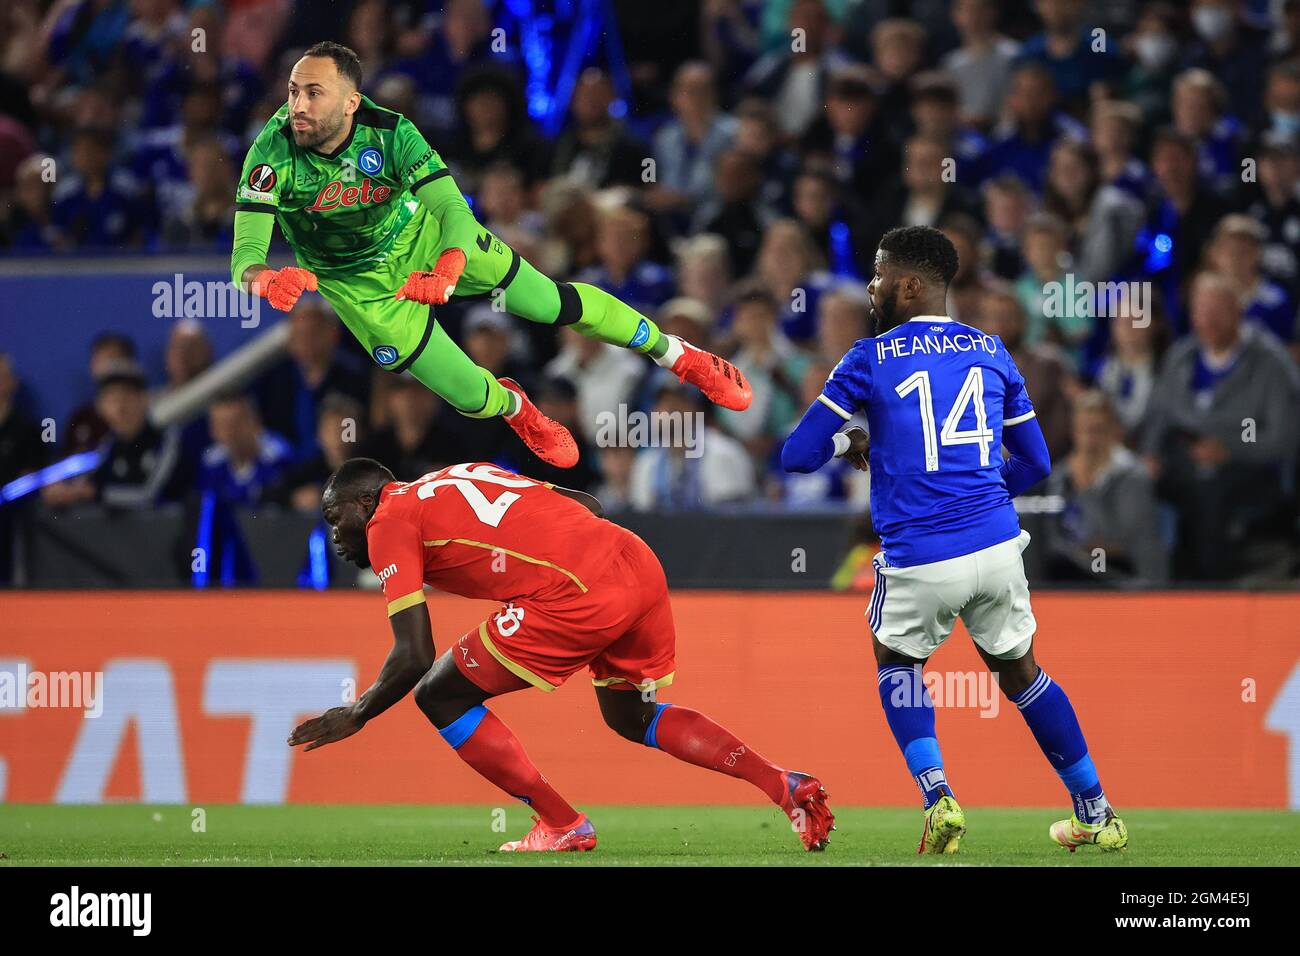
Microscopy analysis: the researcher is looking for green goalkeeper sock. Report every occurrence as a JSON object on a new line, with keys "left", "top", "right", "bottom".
{"left": 572, "top": 282, "right": 667, "bottom": 356}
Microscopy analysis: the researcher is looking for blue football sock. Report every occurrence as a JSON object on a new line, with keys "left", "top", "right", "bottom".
{"left": 878, "top": 663, "right": 954, "bottom": 810}
{"left": 1009, "top": 668, "right": 1112, "bottom": 825}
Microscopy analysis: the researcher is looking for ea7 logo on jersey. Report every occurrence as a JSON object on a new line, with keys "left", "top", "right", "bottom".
{"left": 247, "top": 164, "right": 277, "bottom": 192}
{"left": 307, "top": 177, "right": 393, "bottom": 212}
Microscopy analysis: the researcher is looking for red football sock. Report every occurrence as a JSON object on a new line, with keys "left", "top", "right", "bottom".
{"left": 652, "top": 705, "right": 787, "bottom": 804}
{"left": 453, "top": 710, "right": 581, "bottom": 828}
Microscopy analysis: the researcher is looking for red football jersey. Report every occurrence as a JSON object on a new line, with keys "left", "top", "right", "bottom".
{"left": 365, "top": 462, "right": 629, "bottom": 616}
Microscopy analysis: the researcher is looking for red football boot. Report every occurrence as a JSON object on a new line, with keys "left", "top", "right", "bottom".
{"left": 779, "top": 771, "right": 835, "bottom": 851}
{"left": 498, "top": 377, "right": 579, "bottom": 469}
{"left": 668, "top": 336, "right": 753, "bottom": 411}
{"left": 498, "top": 814, "right": 597, "bottom": 852}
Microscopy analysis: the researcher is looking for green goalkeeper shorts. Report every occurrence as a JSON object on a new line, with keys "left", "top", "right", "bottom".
{"left": 315, "top": 213, "right": 563, "bottom": 415}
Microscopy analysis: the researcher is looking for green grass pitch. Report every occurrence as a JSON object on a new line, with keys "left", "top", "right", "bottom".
{"left": 2, "top": 805, "right": 1297, "bottom": 866}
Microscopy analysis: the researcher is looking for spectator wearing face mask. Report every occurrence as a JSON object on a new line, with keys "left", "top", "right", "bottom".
{"left": 1180, "top": 0, "right": 1270, "bottom": 113}
{"left": 1122, "top": 3, "right": 1181, "bottom": 127}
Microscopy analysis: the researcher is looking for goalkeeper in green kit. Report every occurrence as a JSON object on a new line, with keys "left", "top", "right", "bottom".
{"left": 231, "top": 42, "right": 751, "bottom": 468}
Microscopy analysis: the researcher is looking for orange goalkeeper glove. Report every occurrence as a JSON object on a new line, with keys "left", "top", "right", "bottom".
{"left": 396, "top": 248, "right": 467, "bottom": 305}
{"left": 251, "top": 266, "right": 318, "bottom": 312}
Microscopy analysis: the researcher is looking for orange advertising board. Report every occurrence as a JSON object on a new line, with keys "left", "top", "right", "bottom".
{"left": 1, "top": 591, "right": 1297, "bottom": 807}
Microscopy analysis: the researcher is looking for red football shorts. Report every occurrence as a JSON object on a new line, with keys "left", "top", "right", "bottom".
{"left": 452, "top": 530, "right": 677, "bottom": 696}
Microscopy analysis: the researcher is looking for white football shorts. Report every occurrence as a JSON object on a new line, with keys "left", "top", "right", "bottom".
{"left": 867, "top": 530, "right": 1036, "bottom": 661}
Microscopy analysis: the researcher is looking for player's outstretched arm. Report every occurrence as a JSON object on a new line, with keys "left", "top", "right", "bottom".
{"left": 395, "top": 174, "right": 480, "bottom": 304}
{"left": 1000, "top": 416, "right": 1052, "bottom": 497}
{"left": 287, "top": 604, "right": 436, "bottom": 752}
{"left": 782, "top": 400, "right": 866, "bottom": 473}
{"left": 231, "top": 211, "right": 318, "bottom": 311}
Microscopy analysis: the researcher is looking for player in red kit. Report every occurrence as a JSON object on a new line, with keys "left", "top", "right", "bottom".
{"left": 288, "top": 457, "right": 834, "bottom": 852}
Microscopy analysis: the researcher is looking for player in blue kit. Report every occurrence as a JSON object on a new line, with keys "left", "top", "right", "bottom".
{"left": 782, "top": 226, "right": 1128, "bottom": 855}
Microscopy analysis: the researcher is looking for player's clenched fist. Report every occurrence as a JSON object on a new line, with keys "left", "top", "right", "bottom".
{"left": 396, "top": 248, "right": 467, "bottom": 304}
{"left": 251, "top": 266, "right": 318, "bottom": 312}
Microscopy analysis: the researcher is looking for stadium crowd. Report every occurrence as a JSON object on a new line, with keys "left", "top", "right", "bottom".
{"left": 3, "top": 0, "right": 1300, "bottom": 584}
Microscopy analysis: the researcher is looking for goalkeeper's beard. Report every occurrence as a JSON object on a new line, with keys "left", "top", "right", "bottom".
{"left": 294, "top": 112, "right": 347, "bottom": 150}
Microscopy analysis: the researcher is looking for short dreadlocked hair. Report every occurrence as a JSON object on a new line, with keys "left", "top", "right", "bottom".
{"left": 877, "top": 225, "right": 960, "bottom": 287}
{"left": 303, "top": 41, "right": 364, "bottom": 90}
{"left": 324, "top": 458, "right": 394, "bottom": 504}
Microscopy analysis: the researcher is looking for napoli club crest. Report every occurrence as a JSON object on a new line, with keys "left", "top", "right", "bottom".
{"left": 358, "top": 147, "right": 384, "bottom": 175}
{"left": 373, "top": 345, "right": 399, "bottom": 366}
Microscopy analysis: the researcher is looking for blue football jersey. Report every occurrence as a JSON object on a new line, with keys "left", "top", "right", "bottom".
{"left": 819, "top": 316, "right": 1036, "bottom": 567}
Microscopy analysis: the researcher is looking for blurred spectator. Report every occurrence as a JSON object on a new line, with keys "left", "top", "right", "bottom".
{"left": 1042, "top": 139, "right": 1144, "bottom": 284}
{"left": 475, "top": 161, "right": 543, "bottom": 262}
{"left": 982, "top": 174, "right": 1032, "bottom": 280}
{"left": 462, "top": 305, "right": 530, "bottom": 385}
{"left": 789, "top": 165, "right": 867, "bottom": 277}
{"left": 537, "top": 180, "right": 600, "bottom": 276}
{"left": 870, "top": 18, "right": 927, "bottom": 124}
{"left": 690, "top": 148, "right": 777, "bottom": 277}
{"left": 132, "top": 82, "right": 238, "bottom": 235}
{"left": 54, "top": 359, "right": 187, "bottom": 509}
{"left": 1256, "top": 60, "right": 1300, "bottom": 145}
{"left": 800, "top": 64, "right": 893, "bottom": 207}
{"left": 1181, "top": 0, "right": 1270, "bottom": 112}
{"left": 66, "top": 331, "right": 137, "bottom": 454}
{"left": 1041, "top": 390, "right": 1170, "bottom": 585}
{"left": 649, "top": 61, "right": 737, "bottom": 214}
{"left": 863, "top": 134, "right": 979, "bottom": 260}
{"left": 200, "top": 392, "right": 292, "bottom": 506}
{"left": 160, "top": 136, "right": 235, "bottom": 248}
{"left": 815, "top": 284, "right": 871, "bottom": 364}
{"left": 978, "top": 284, "right": 1077, "bottom": 461}
{"left": 268, "top": 392, "right": 367, "bottom": 513}
{"left": 1014, "top": 212, "right": 1090, "bottom": 365}
{"left": 576, "top": 203, "right": 675, "bottom": 314}
{"left": 593, "top": 444, "right": 635, "bottom": 512}
{"left": 1205, "top": 214, "right": 1297, "bottom": 345}
{"left": 1089, "top": 310, "right": 1163, "bottom": 443}
{"left": 907, "top": 71, "right": 989, "bottom": 189}
{"left": 731, "top": 97, "right": 798, "bottom": 211}
{"left": 1141, "top": 127, "right": 1231, "bottom": 333}
{"left": 1090, "top": 99, "right": 1152, "bottom": 202}
{"left": 629, "top": 381, "right": 755, "bottom": 510}
{"left": 1143, "top": 272, "right": 1300, "bottom": 579}
{"left": 154, "top": 318, "right": 215, "bottom": 469}
{"left": 940, "top": 212, "right": 997, "bottom": 326}
{"left": 941, "top": 0, "right": 1020, "bottom": 128}
{"left": 256, "top": 300, "right": 370, "bottom": 463}
{"left": 51, "top": 127, "right": 149, "bottom": 249}
{"left": 550, "top": 68, "right": 652, "bottom": 190}
{"left": 1016, "top": 0, "right": 1122, "bottom": 110}
{"left": 1243, "top": 132, "right": 1300, "bottom": 296}
{"left": 363, "top": 375, "right": 471, "bottom": 481}
{"left": 715, "top": 281, "right": 809, "bottom": 460}
{"left": 674, "top": 232, "right": 733, "bottom": 318}
{"left": 742, "top": 0, "right": 849, "bottom": 138}
{"left": 545, "top": 327, "right": 643, "bottom": 444}
{"left": 750, "top": 217, "right": 832, "bottom": 343}
{"left": 4, "top": 152, "right": 65, "bottom": 252}
{"left": 0, "top": 352, "right": 47, "bottom": 487}
{"left": 1121, "top": 3, "right": 1181, "bottom": 126}
{"left": 979, "top": 61, "right": 1087, "bottom": 193}
{"left": 445, "top": 65, "right": 550, "bottom": 193}
{"left": 1170, "top": 68, "right": 1241, "bottom": 197}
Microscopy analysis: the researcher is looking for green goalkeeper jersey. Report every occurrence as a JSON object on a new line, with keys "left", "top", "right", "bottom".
{"left": 234, "top": 95, "right": 451, "bottom": 278}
